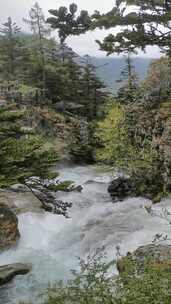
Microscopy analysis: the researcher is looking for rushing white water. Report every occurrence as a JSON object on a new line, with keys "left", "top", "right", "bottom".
{"left": 0, "top": 165, "right": 171, "bottom": 304}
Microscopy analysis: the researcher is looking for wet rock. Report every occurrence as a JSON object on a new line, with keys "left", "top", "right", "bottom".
{"left": 108, "top": 174, "right": 163, "bottom": 202}
{"left": 117, "top": 258, "right": 127, "bottom": 273}
{"left": 84, "top": 180, "right": 106, "bottom": 185}
{"left": 8, "top": 184, "right": 29, "bottom": 193}
{"left": 72, "top": 185, "right": 83, "bottom": 192}
{"left": 6, "top": 191, "right": 42, "bottom": 214}
{"left": 0, "top": 204, "right": 20, "bottom": 250}
{"left": 0, "top": 191, "right": 16, "bottom": 211}
{"left": 108, "top": 177, "right": 134, "bottom": 202}
{"left": 133, "top": 244, "right": 171, "bottom": 264}
{"left": 117, "top": 244, "right": 171, "bottom": 274}
{"left": 0, "top": 263, "right": 31, "bottom": 286}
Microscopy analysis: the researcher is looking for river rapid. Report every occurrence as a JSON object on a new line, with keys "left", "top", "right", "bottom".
{"left": 0, "top": 165, "right": 171, "bottom": 304}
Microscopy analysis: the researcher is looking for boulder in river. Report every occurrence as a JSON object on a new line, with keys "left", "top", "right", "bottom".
{"left": 108, "top": 177, "right": 135, "bottom": 202}
{"left": 0, "top": 263, "right": 31, "bottom": 285}
{"left": 0, "top": 204, "right": 20, "bottom": 250}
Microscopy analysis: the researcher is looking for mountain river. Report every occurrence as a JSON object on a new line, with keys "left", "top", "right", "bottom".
{"left": 0, "top": 164, "right": 171, "bottom": 303}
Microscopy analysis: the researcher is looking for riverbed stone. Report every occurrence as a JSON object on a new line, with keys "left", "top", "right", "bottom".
{"left": 0, "top": 263, "right": 32, "bottom": 285}
{"left": 117, "top": 244, "right": 171, "bottom": 274}
{"left": 108, "top": 177, "right": 134, "bottom": 202}
{"left": 0, "top": 203, "right": 20, "bottom": 250}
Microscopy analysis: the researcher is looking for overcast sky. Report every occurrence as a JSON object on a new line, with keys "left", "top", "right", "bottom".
{"left": 0, "top": 0, "right": 161, "bottom": 57}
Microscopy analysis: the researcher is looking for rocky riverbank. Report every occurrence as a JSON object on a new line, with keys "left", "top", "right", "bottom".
{"left": 107, "top": 175, "right": 166, "bottom": 203}
{"left": 117, "top": 244, "right": 171, "bottom": 274}
{"left": 0, "top": 194, "right": 20, "bottom": 251}
{"left": 0, "top": 165, "right": 171, "bottom": 303}
{"left": 0, "top": 189, "right": 42, "bottom": 215}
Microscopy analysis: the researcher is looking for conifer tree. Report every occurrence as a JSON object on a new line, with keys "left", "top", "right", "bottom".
{"left": 0, "top": 17, "right": 21, "bottom": 79}
{"left": 0, "top": 103, "right": 58, "bottom": 187}
{"left": 116, "top": 53, "right": 140, "bottom": 104}
{"left": 142, "top": 56, "right": 171, "bottom": 103}
{"left": 47, "top": 3, "right": 91, "bottom": 61}
{"left": 93, "top": 0, "right": 171, "bottom": 56}
{"left": 23, "top": 2, "right": 51, "bottom": 96}
{"left": 80, "top": 56, "right": 106, "bottom": 120}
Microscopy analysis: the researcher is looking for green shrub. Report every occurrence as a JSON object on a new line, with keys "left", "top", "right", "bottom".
{"left": 47, "top": 181, "right": 74, "bottom": 192}
{"left": 43, "top": 250, "right": 171, "bottom": 304}
{"left": 116, "top": 259, "right": 171, "bottom": 304}
{"left": 44, "top": 250, "right": 115, "bottom": 304}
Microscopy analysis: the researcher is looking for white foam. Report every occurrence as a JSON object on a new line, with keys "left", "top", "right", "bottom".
{"left": 0, "top": 165, "right": 171, "bottom": 303}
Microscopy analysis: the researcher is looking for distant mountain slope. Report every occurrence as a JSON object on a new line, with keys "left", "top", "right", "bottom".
{"left": 0, "top": 30, "right": 152, "bottom": 93}
{"left": 91, "top": 57, "right": 153, "bottom": 91}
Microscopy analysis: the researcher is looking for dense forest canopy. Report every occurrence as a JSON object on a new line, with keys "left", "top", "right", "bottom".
{"left": 0, "top": 2, "right": 109, "bottom": 189}
{"left": 0, "top": 0, "right": 170, "bottom": 205}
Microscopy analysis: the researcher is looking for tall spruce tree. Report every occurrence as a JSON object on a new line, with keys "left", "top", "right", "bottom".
{"left": 80, "top": 56, "right": 107, "bottom": 120}
{"left": 0, "top": 17, "right": 21, "bottom": 79}
{"left": 116, "top": 53, "right": 140, "bottom": 104}
{"left": 23, "top": 2, "right": 51, "bottom": 96}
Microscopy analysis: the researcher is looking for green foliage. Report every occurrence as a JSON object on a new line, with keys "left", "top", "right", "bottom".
{"left": 95, "top": 52, "right": 171, "bottom": 199}
{"left": 0, "top": 104, "right": 58, "bottom": 188}
{"left": 47, "top": 3, "right": 91, "bottom": 45}
{"left": 95, "top": 98, "right": 166, "bottom": 199}
{"left": 0, "top": 108, "right": 24, "bottom": 122}
{"left": 18, "top": 84, "right": 39, "bottom": 96}
{"left": 0, "top": 17, "right": 22, "bottom": 79}
{"left": 23, "top": 2, "right": 51, "bottom": 96}
{"left": 43, "top": 172, "right": 59, "bottom": 180}
{"left": 0, "top": 5, "right": 107, "bottom": 121}
{"left": 40, "top": 250, "right": 171, "bottom": 304}
{"left": 92, "top": 1, "right": 171, "bottom": 56}
{"left": 44, "top": 250, "right": 115, "bottom": 304}
{"left": 141, "top": 57, "right": 171, "bottom": 103}
{"left": 80, "top": 56, "right": 107, "bottom": 120}
{"left": 0, "top": 29, "right": 107, "bottom": 120}
{"left": 116, "top": 258, "right": 171, "bottom": 304}
{"left": 23, "top": 2, "right": 50, "bottom": 38}
{"left": 96, "top": 102, "right": 136, "bottom": 168}
{"left": 69, "top": 119, "right": 95, "bottom": 164}
{"left": 47, "top": 181, "right": 73, "bottom": 192}
{"left": 96, "top": 100, "right": 157, "bottom": 169}
{"left": 116, "top": 54, "right": 140, "bottom": 104}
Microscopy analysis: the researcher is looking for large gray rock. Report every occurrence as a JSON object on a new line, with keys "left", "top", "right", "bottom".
{"left": 0, "top": 263, "right": 31, "bottom": 285}
{"left": 131, "top": 244, "right": 171, "bottom": 264}
{"left": 108, "top": 177, "right": 134, "bottom": 202}
{"left": 0, "top": 204, "right": 20, "bottom": 250}
{"left": 117, "top": 244, "right": 171, "bottom": 274}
